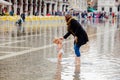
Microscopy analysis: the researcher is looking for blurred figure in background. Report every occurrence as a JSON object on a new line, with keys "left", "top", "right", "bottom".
{"left": 9, "top": 9, "right": 14, "bottom": 16}
{"left": 21, "top": 12, "right": 26, "bottom": 22}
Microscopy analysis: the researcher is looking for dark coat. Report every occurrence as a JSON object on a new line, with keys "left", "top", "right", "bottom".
{"left": 63, "top": 18, "right": 89, "bottom": 46}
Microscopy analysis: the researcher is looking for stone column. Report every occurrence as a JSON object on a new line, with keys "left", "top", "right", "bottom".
{"left": 8, "top": 0, "right": 12, "bottom": 12}
{"left": 55, "top": 2, "right": 58, "bottom": 12}
{"left": 39, "top": 4, "right": 41, "bottom": 15}
{"left": 30, "top": 0, "right": 33, "bottom": 15}
{"left": 20, "top": 0, "right": 23, "bottom": 14}
{"left": 113, "top": 6, "right": 117, "bottom": 13}
{"left": 43, "top": 2, "right": 46, "bottom": 15}
{"left": 25, "top": 0, "right": 28, "bottom": 11}
{"left": 34, "top": 0, "right": 37, "bottom": 14}
{"left": 49, "top": 3, "right": 52, "bottom": 14}
{"left": 59, "top": 3, "right": 63, "bottom": 12}
{"left": 36, "top": 0, "right": 41, "bottom": 15}
{"left": 14, "top": 0, "right": 17, "bottom": 15}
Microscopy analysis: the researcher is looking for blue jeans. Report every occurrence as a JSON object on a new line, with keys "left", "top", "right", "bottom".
{"left": 74, "top": 43, "right": 81, "bottom": 57}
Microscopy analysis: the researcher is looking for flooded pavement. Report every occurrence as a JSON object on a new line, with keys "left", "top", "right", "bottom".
{"left": 0, "top": 19, "right": 120, "bottom": 80}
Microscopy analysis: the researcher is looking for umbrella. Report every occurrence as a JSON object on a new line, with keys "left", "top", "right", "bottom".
{"left": 0, "top": 0, "right": 12, "bottom": 5}
{"left": 87, "top": 7, "right": 97, "bottom": 12}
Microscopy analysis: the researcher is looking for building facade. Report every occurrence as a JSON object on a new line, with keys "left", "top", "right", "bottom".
{"left": 1, "top": 0, "right": 69, "bottom": 16}
{"left": 68, "top": 0, "right": 87, "bottom": 12}
{"left": 98, "top": 0, "right": 120, "bottom": 13}
{"left": 80, "top": 0, "right": 88, "bottom": 12}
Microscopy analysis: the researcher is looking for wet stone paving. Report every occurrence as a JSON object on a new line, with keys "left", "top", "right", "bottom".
{"left": 0, "top": 19, "right": 120, "bottom": 80}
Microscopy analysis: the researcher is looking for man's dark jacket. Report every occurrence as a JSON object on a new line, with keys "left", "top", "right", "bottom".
{"left": 63, "top": 19, "right": 89, "bottom": 46}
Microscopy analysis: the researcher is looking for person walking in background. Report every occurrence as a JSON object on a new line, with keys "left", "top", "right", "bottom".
{"left": 61, "top": 14, "right": 89, "bottom": 65}
{"left": 21, "top": 12, "right": 26, "bottom": 22}
{"left": 53, "top": 37, "right": 64, "bottom": 61}
{"left": 9, "top": 9, "right": 14, "bottom": 16}
{"left": 15, "top": 16, "right": 23, "bottom": 35}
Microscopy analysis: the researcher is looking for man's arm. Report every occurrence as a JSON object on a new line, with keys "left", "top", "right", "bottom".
{"left": 63, "top": 32, "right": 71, "bottom": 39}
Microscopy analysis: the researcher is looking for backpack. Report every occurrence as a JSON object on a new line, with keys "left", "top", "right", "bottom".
{"left": 16, "top": 19, "right": 22, "bottom": 25}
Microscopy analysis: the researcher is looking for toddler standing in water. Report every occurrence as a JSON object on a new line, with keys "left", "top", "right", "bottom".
{"left": 53, "top": 38, "right": 64, "bottom": 61}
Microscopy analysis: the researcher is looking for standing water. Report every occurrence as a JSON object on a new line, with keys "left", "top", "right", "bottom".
{"left": 0, "top": 18, "right": 120, "bottom": 80}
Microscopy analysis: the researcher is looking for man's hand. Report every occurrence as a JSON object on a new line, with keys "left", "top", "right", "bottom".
{"left": 59, "top": 37, "right": 64, "bottom": 40}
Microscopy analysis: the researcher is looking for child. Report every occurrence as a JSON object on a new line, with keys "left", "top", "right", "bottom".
{"left": 53, "top": 38, "right": 64, "bottom": 61}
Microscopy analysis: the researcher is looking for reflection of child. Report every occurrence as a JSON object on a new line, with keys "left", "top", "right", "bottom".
{"left": 53, "top": 38, "right": 64, "bottom": 61}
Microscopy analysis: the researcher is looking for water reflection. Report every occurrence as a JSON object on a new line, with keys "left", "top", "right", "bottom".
{"left": 55, "top": 61, "right": 62, "bottom": 80}
{"left": 0, "top": 18, "right": 119, "bottom": 80}
{"left": 96, "top": 19, "right": 117, "bottom": 54}
{"left": 73, "top": 65, "right": 81, "bottom": 80}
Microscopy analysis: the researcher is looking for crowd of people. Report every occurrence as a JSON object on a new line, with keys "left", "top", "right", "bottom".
{"left": 1, "top": 6, "right": 120, "bottom": 20}
{"left": 81, "top": 11, "right": 120, "bottom": 20}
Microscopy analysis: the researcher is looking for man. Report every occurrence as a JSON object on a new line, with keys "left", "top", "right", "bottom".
{"left": 61, "top": 14, "right": 89, "bottom": 65}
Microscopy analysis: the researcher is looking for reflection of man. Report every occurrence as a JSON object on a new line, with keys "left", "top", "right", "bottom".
{"left": 73, "top": 65, "right": 81, "bottom": 80}
{"left": 54, "top": 61, "right": 62, "bottom": 80}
